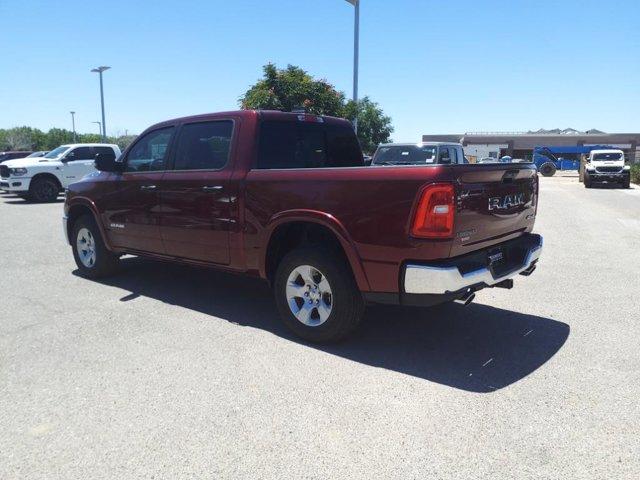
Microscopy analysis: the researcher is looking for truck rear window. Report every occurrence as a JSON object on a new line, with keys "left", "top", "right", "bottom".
{"left": 257, "top": 121, "right": 363, "bottom": 169}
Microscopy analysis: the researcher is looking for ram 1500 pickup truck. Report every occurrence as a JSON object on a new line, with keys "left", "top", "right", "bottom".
{"left": 63, "top": 110, "right": 542, "bottom": 342}
{"left": 1, "top": 143, "right": 121, "bottom": 202}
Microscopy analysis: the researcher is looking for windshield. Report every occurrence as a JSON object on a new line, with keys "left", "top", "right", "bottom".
{"left": 44, "top": 146, "right": 70, "bottom": 159}
{"left": 373, "top": 145, "right": 438, "bottom": 165}
{"left": 593, "top": 152, "right": 622, "bottom": 161}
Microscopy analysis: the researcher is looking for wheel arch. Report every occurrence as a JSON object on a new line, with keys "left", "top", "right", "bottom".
{"left": 262, "top": 211, "right": 370, "bottom": 292}
{"left": 66, "top": 198, "right": 114, "bottom": 251}
{"left": 30, "top": 172, "right": 63, "bottom": 190}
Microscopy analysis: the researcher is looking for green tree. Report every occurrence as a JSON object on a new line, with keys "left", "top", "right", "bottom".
{"left": 240, "top": 63, "right": 393, "bottom": 155}
{"left": 240, "top": 63, "right": 345, "bottom": 116}
{"left": 114, "top": 135, "right": 137, "bottom": 151}
{"left": 343, "top": 97, "right": 394, "bottom": 154}
{"left": 44, "top": 128, "right": 75, "bottom": 150}
{"left": 1, "top": 126, "right": 46, "bottom": 150}
{"left": 78, "top": 133, "right": 103, "bottom": 144}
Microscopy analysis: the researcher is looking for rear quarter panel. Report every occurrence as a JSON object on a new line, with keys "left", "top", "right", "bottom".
{"left": 244, "top": 166, "right": 454, "bottom": 292}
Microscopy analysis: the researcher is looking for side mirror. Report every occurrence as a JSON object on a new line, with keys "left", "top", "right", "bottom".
{"left": 61, "top": 153, "right": 74, "bottom": 162}
{"left": 94, "top": 152, "right": 122, "bottom": 172}
{"left": 439, "top": 157, "right": 451, "bottom": 164}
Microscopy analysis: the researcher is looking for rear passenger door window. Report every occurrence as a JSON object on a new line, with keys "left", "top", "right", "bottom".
{"left": 173, "top": 121, "right": 233, "bottom": 171}
{"left": 66, "top": 146, "right": 93, "bottom": 162}
{"left": 94, "top": 146, "right": 116, "bottom": 158}
{"left": 125, "top": 127, "right": 175, "bottom": 172}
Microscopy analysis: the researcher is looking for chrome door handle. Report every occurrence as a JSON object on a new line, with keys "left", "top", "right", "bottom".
{"left": 202, "top": 185, "right": 223, "bottom": 192}
{"left": 140, "top": 185, "right": 157, "bottom": 191}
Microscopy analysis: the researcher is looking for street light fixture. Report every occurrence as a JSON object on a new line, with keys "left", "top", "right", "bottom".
{"left": 92, "top": 121, "right": 102, "bottom": 136}
{"left": 70, "top": 111, "right": 76, "bottom": 142}
{"left": 90, "top": 66, "right": 110, "bottom": 141}
{"left": 345, "top": 0, "right": 360, "bottom": 133}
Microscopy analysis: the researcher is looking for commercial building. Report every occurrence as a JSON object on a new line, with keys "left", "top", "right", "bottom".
{"left": 422, "top": 130, "right": 640, "bottom": 163}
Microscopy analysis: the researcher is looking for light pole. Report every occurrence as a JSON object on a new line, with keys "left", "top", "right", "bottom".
{"left": 92, "top": 121, "right": 102, "bottom": 136}
{"left": 345, "top": 0, "right": 360, "bottom": 133}
{"left": 70, "top": 111, "right": 76, "bottom": 142}
{"left": 90, "top": 66, "right": 110, "bottom": 141}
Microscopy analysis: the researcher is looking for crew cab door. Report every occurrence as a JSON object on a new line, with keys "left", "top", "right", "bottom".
{"left": 102, "top": 126, "right": 175, "bottom": 254}
{"left": 158, "top": 120, "right": 234, "bottom": 264}
{"left": 61, "top": 146, "right": 96, "bottom": 185}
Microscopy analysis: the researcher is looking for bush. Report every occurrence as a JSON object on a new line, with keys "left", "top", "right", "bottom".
{"left": 631, "top": 164, "right": 640, "bottom": 184}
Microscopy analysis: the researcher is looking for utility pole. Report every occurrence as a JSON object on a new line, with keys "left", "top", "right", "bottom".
{"left": 90, "top": 66, "right": 111, "bottom": 141}
{"left": 70, "top": 111, "right": 76, "bottom": 142}
{"left": 345, "top": 0, "right": 360, "bottom": 133}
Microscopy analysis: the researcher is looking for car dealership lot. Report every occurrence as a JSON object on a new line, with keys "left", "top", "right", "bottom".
{"left": 1, "top": 177, "right": 639, "bottom": 479}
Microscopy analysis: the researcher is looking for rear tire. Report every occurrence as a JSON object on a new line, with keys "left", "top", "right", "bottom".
{"left": 274, "top": 246, "right": 364, "bottom": 343}
{"left": 71, "top": 214, "right": 120, "bottom": 278}
{"left": 28, "top": 176, "right": 60, "bottom": 202}
{"left": 539, "top": 162, "right": 557, "bottom": 177}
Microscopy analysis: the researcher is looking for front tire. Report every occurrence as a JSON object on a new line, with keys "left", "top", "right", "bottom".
{"left": 274, "top": 247, "right": 364, "bottom": 343}
{"left": 623, "top": 176, "right": 631, "bottom": 189}
{"left": 28, "top": 176, "right": 60, "bottom": 202}
{"left": 71, "top": 214, "right": 120, "bottom": 278}
{"left": 539, "top": 162, "right": 557, "bottom": 177}
{"left": 584, "top": 173, "right": 592, "bottom": 188}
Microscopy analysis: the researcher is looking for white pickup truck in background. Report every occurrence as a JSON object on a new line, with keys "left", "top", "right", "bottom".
{"left": 584, "top": 149, "right": 631, "bottom": 189}
{"left": 0, "top": 143, "right": 121, "bottom": 202}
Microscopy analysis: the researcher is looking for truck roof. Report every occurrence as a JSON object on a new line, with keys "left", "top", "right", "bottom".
{"left": 146, "top": 110, "right": 354, "bottom": 132}
{"left": 377, "top": 142, "right": 462, "bottom": 147}
{"left": 589, "top": 149, "right": 624, "bottom": 154}
{"left": 59, "top": 143, "right": 119, "bottom": 148}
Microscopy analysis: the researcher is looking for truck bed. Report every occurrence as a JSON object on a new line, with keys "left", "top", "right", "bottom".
{"left": 244, "top": 162, "right": 538, "bottom": 293}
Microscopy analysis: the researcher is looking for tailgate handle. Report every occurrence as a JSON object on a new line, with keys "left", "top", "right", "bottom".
{"left": 502, "top": 170, "right": 519, "bottom": 183}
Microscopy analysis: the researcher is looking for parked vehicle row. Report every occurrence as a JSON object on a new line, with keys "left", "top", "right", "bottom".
{"left": 0, "top": 144, "right": 120, "bottom": 202}
{"left": 62, "top": 110, "right": 542, "bottom": 343}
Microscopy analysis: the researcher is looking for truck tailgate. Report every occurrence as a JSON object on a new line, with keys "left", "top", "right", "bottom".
{"left": 450, "top": 164, "right": 538, "bottom": 257}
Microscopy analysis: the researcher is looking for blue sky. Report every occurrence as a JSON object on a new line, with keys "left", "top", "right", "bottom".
{"left": 1, "top": 0, "right": 639, "bottom": 140}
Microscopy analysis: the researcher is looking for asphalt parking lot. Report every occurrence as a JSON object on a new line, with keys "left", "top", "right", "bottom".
{"left": 1, "top": 175, "right": 639, "bottom": 479}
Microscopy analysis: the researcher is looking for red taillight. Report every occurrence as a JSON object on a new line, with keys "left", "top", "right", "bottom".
{"left": 411, "top": 183, "right": 455, "bottom": 238}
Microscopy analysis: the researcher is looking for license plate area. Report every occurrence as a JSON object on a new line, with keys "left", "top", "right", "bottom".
{"left": 487, "top": 243, "right": 527, "bottom": 278}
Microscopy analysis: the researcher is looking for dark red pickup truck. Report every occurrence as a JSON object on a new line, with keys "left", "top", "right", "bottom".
{"left": 64, "top": 110, "right": 542, "bottom": 342}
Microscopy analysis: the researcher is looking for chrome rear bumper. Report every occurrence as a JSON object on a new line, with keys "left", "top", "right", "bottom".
{"left": 404, "top": 235, "right": 543, "bottom": 295}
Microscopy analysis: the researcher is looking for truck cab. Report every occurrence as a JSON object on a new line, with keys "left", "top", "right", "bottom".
{"left": 584, "top": 149, "right": 630, "bottom": 188}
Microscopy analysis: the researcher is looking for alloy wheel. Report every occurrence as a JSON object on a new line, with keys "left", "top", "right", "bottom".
{"left": 286, "top": 265, "right": 333, "bottom": 326}
{"left": 76, "top": 227, "right": 97, "bottom": 268}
